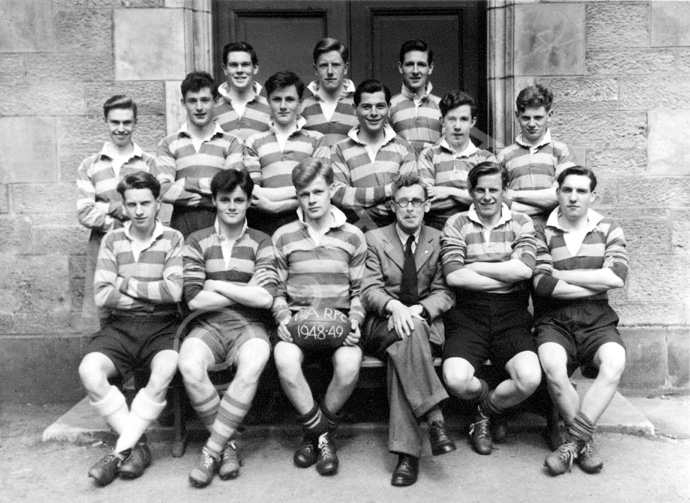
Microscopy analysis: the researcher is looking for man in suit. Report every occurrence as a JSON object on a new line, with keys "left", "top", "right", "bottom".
{"left": 361, "top": 172, "right": 456, "bottom": 487}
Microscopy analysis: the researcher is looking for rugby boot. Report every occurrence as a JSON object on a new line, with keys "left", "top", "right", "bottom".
{"left": 88, "top": 450, "right": 129, "bottom": 486}
{"left": 118, "top": 441, "right": 152, "bottom": 479}
{"left": 544, "top": 440, "right": 578, "bottom": 476}
{"left": 429, "top": 420, "right": 456, "bottom": 456}
{"left": 391, "top": 454, "right": 419, "bottom": 487}
{"left": 189, "top": 447, "right": 219, "bottom": 488}
{"left": 315, "top": 432, "right": 339, "bottom": 476}
{"left": 469, "top": 408, "right": 493, "bottom": 455}
{"left": 218, "top": 440, "right": 242, "bottom": 480}
{"left": 491, "top": 414, "right": 508, "bottom": 444}
{"left": 577, "top": 440, "right": 604, "bottom": 474}
{"left": 293, "top": 435, "right": 318, "bottom": 468}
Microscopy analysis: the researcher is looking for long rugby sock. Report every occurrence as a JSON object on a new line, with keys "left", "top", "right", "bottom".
{"left": 205, "top": 394, "right": 251, "bottom": 458}
{"left": 298, "top": 402, "right": 328, "bottom": 439}
{"left": 91, "top": 386, "right": 129, "bottom": 435}
{"left": 115, "top": 389, "right": 165, "bottom": 453}
{"left": 189, "top": 390, "right": 221, "bottom": 431}
{"left": 568, "top": 410, "right": 595, "bottom": 445}
{"left": 320, "top": 401, "right": 341, "bottom": 432}
{"left": 476, "top": 378, "right": 490, "bottom": 404}
{"left": 481, "top": 390, "right": 506, "bottom": 417}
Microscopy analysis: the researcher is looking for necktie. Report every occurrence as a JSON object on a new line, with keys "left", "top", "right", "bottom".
{"left": 399, "top": 235, "right": 418, "bottom": 305}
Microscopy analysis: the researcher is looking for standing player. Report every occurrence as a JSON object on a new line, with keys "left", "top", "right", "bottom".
{"left": 301, "top": 38, "right": 358, "bottom": 146}
{"left": 361, "top": 173, "right": 456, "bottom": 487}
{"left": 331, "top": 79, "right": 417, "bottom": 231}
{"left": 389, "top": 39, "right": 442, "bottom": 154}
{"left": 497, "top": 84, "right": 577, "bottom": 230}
{"left": 244, "top": 71, "right": 330, "bottom": 236}
{"left": 78, "top": 172, "right": 183, "bottom": 486}
{"left": 533, "top": 166, "right": 628, "bottom": 476}
{"left": 419, "top": 90, "right": 495, "bottom": 230}
{"left": 272, "top": 158, "right": 367, "bottom": 476}
{"left": 178, "top": 169, "right": 276, "bottom": 488}
{"left": 441, "top": 162, "right": 542, "bottom": 455}
{"left": 214, "top": 41, "right": 271, "bottom": 141}
{"left": 77, "top": 95, "right": 155, "bottom": 325}
{"left": 156, "top": 71, "right": 244, "bottom": 238}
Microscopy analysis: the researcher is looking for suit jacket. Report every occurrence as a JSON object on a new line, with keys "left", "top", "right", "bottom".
{"left": 361, "top": 223, "right": 455, "bottom": 346}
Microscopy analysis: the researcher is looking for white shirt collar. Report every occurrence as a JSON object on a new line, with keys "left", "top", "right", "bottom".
{"left": 178, "top": 121, "right": 225, "bottom": 140}
{"left": 395, "top": 223, "right": 421, "bottom": 249}
{"left": 347, "top": 123, "right": 397, "bottom": 146}
{"left": 218, "top": 81, "right": 263, "bottom": 102}
{"left": 546, "top": 207, "right": 604, "bottom": 232}
{"left": 213, "top": 218, "right": 248, "bottom": 241}
{"left": 123, "top": 220, "right": 164, "bottom": 242}
{"left": 296, "top": 205, "right": 347, "bottom": 229}
{"left": 401, "top": 81, "right": 434, "bottom": 101}
{"left": 306, "top": 79, "right": 355, "bottom": 100}
{"left": 100, "top": 142, "right": 144, "bottom": 161}
{"left": 439, "top": 138, "right": 479, "bottom": 157}
{"left": 467, "top": 203, "right": 513, "bottom": 228}
{"left": 516, "top": 128, "right": 552, "bottom": 149}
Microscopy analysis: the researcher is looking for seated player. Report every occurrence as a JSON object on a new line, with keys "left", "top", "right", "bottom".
{"left": 331, "top": 79, "right": 417, "bottom": 231}
{"left": 272, "top": 158, "right": 367, "bottom": 476}
{"left": 441, "top": 161, "right": 542, "bottom": 455}
{"left": 156, "top": 71, "right": 244, "bottom": 238}
{"left": 244, "top": 71, "right": 330, "bottom": 236}
{"left": 533, "top": 166, "right": 628, "bottom": 476}
{"left": 178, "top": 169, "right": 276, "bottom": 488}
{"left": 78, "top": 171, "right": 184, "bottom": 486}
{"left": 361, "top": 173, "right": 456, "bottom": 487}
{"left": 77, "top": 95, "right": 155, "bottom": 326}
{"left": 301, "top": 38, "right": 358, "bottom": 146}
{"left": 419, "top": 90, "right": 495, "bottom": 230}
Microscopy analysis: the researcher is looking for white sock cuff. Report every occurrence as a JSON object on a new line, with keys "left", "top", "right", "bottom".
{"left": 131, "top": 390, "right": 166, "bottom": 421}
{"left": 90, "top": 386, "right": 127, "bottom": 417}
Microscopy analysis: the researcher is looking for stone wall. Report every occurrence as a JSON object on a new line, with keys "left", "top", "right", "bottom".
{"left": 0, "top": 0, "right": 687, "bottom": 402}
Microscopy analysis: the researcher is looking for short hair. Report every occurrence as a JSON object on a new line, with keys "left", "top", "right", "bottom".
{"left": 292, "top": 158, "right": 334, "bottom": 192}
{"left": 399, "top": 39, "right": 433, "bottom": 64}
{"left": 392, "top": 172, "right": 428, "bottom": 199}
{"left": 103, "top": 95, "right": 137, "bottom": 121}
{"left": 467, "top": 161, "right": 509, "bottom": 191}
{"left": 516, "top": 84, "right": 553, "bottom": 113}
{"left": 313, "top": 38, "right": 349, "bottom": 63}
{"left": 439, "top": 90, "right": 477, "bottom": 119}
{"left": 557, "top": 165, "right": 597, "bottom": 192}
{"left": 353, "top": 79, "right": 391, "bottom": 106}
{"left": 181, "top": 71, "right": 218, "bottom": 100}
{"left": 211, "top": 168, "right": 254, "bottom": 199}
{"left": 117, "top": 171, "right": 160, "bottom": 200}
{"left": 222, "top": 41, "right": 258, "bottom": 66}
{"left": 265, "top": 71, "right": 305, "bottom": 100}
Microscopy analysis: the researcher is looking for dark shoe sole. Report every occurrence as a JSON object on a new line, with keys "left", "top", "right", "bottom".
{"left": 431, "top": 441, "right": 457, "bottom": 456}
{"left": 189, "top": 476, "right": 212, "bottom": 488}
{"left": 391, "top": 476, "right": 417, "bottom": 487}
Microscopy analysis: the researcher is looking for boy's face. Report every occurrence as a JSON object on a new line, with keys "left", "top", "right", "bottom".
{"left": 269, "top": 85, "right": 300, "bottom": 128}
{"left": 223, "top": 51, "right": 258, "bottom": 92}
{"left": 105, "top": 108, "right": 136, "bottom": 149}
{"left": 557, "top": 174, "right": 596, "bottom": 221}
{"left": 355, "top": 91, "right": 389, "bottom": 136}
{"left": 398, "top": 50, "right": 433, "bottom": 93}
{"left": 470, "top": 173, "right": 505, "bottom": 222}
{"left": 182, "top": 87, "right": 215, "bottom": 128}
{"left": 443, "top": 104, "right": 476, "bottom": 150}
{"left": 314, "top": 50, "right": 348, "bottom": 94}
{"left": 122, "top": 188, "right": 159, "bottom": 234}
{"left": 516, "top": 105, "right": 551, "bottom": 145}
{"left": 213, "top": 185, "right": 250, "bottom": 228}
{"left": 297, "top": 175, "right": 332, "bottom": 223}
{"left": 392, "top": 184, "right": 429, "bottom": 235}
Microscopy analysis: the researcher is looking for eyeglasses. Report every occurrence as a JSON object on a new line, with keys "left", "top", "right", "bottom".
{"left": 393, "top": 198, "right": 427, "bottom": 208}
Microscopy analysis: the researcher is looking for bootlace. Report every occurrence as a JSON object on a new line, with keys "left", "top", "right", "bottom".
{"left": 200, "top": 448, "right": 217, "bottom": 469}
{"left": 579, "top": 440, "right": 596, "bottom": 459}
{"left": 317, "top": 434, "right": 334, "bottom": 460}
{"left": 469, "top": 413, "right": 491, "bottom": 439}
{"left": 557, "top": 442, "right": 578, "bottom": 471}
{"left": 221, "top": 441, "right": 237, "bottom": 461}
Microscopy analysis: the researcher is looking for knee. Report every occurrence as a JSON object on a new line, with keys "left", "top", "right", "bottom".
{"left": 274, "top": 347, "right": 303, "bottom": 384}
{"left": 514, "top": 366, "right": 542, "bottom": 396}
{"left": 541, "top": 358, "right": 569, "bottom": 387}
{"left": 443, "top": 366, "right": 473, "bottom": 397}
{"left": 333, "top": 358, "right": 360, "bottom": 386}
{"left": 597, "top": 356, "right": 625, "bottom": 384}
{"left": 148, "top": 357, "right": 178, "bottom": 394}
{"left": 79, "top": 357, "right": 106, "bottom": 393}
{"left": 235, "top": 351, "right": 270, "bottom": 387}
{"left": 177, "top": 352, "right": 207, "bottom": 384}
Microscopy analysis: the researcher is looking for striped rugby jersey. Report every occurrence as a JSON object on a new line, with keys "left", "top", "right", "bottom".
{"left": 441, "top": 204, "right": 537, "bottom": 294}
{"left": 331, "top": 125, "right": 417, "bottom": 222}
{"left": 76, "top": 142, "right": 155, "bottom": 232}
{"left": 389, "top": 83, "right": 442, "bottom": 154}
{"left": 183, "top": 221, "right": 277, "bottom": 322}
{"left": 155, "top": 122, "right": 244, "bottom": 209}
{"left": 244, "top": 118, "right": 330, "bottom": 189}
{"left": 533, "top": 208, "right": 628, "bottom": 303}
{"left": 271, "top": 206, "right": 367, "bottom": 325}
{"left": 94, "top": 221, "right": 184, "bottom": 315}
{"left": 215, "top": 82, "right": 271, "bottom": 142}
{"left": 301, "top": 80, "right": 358, "bottom": 146}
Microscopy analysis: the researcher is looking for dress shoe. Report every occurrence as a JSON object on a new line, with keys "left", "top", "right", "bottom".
{"left": 293, "top": 436, "right": 317, "bottom": 468}
{"left": 88, "top": 450, "right": 128, "bottom": 487}
{"left": 469, "top": 409, "right": 493, "bottom": 455}
{"left": 219, "top": 440, "right": 242, "bottom": 480}
{"left": 315, "top": 432, "right": 339, "bottom": 476}
{"left": 118, "top": 442, "right": 152, "bottom": 479}
{"left": 391, "top": 454, "right": 419, "bottom": 487}
{"left": 429, "top": 420, "right": 456, "bottom": 456}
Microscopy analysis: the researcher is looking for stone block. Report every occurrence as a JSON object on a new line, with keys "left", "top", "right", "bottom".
{"left": 165, "top": 81, "right": 186, "bottom": 135}
{"left": 0, "top": 82, "right": 87, "bottom": 116}
{"left": 0, "top": 215, "right": 32, "bottom": 254}
{"left": 114, "top": 9, "right": 186, "bottom": 81}
{"left": 587, "top": 3, "right": 649, "bottom": 50}
{"left": 55, "top": 9, "right": 112, "bottom": 54}
{"left": 612, "top": 301, "right": 686, "bottom": 327}
{"left": 648, "top": 110, "right": 690, "bottom": 176}
{"left": 10, "top": 183, "right": 79, "bottom": 214}
{"left": 671, "top": 209, "right": 690, "bottom": 251}
{"left": 618, "top": 176, "right": 690, "bottom": 208}
{"left": 607, "top": 215, "right": 671, "bottom": 255}
{"left": 0, "top": 335, "right": 86, "bottom": 403}
{"left": 0, "top": 117, "right": 57, "bottom": 183}
{"left": 32, "top": 225, "right": 90, "bottom": 255}
{"left": 31, "top": 212, "right": 80, "bottom": 227}
{"left": 627, "top": 251, "right": 690, "bottom": 303}
{"left": 618, "top": 327, "right": 667, "bottom": 391}
{"left": 589, "top": 175, "right": 617, "bottom": 207}
{"left": 667, "top": 328, "right": 690, "bottom": 388}
{"left": 0, "top": 53, "right": 114, "bottom": 84}
{"left": 514, "top": 4, "right": 586, "bottom": 76}
{"left": 59, "top": 152, "right": 89, "bottom": 183}
{"left": 0, "top": 184, "right": 8, "bottom": 213}
{"left": 621, "top": 76, "right": 690, "bottom": 110}
{"left": 530, "top": 77, "right": 618, "bottom": 110}
{"left": 0, "top": 0, "right": 55, "bottom": 53}
{"left": 587, "top": 49, "right": 679, "bottom": 75}
{"left": 55, "top": 0, "right": 164, "bottom": 7}
{"left": 651, "top": 1, "right": 690, "bottom": 48}
{"left": 0, "top": 254, "right": 71, "bottom": 315}
{"left": 552, "top": 110, "right": 646, "bottom": 149}
{"left": 586, "top": 147, "right": 647, "bottom": 176}
{"left": 85, "top": 81, "right": 165, "bottom": 117}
